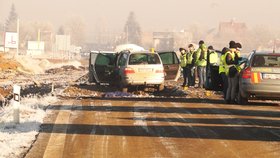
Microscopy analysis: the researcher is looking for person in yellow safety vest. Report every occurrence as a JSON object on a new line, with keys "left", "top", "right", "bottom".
{"left": 219, "top": 47, "right": 230, "bottom": 99}
{"left": 179, "top": 48, "right": 188, "bottom": 87}
{"left": 225, "top": 41, "right": 239, "bottom": 104}
{"left": 193, "top": 40, "right": 205, "bottom": 87}
{"left": 235, "top": 42, "right": 242, "bottom": 58}
{"left": 195, "top": 42, "right": 208, "bottom": 88}
{"left": 235, "top": 42, "right": 243, "bottom": 72}
{"left": 206, "top": 46, "right": 219, "bottom": 90}
{"left": 186, "top": 44, "right": 196, "bottom": 87}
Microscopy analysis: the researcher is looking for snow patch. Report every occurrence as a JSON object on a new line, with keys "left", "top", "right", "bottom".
{"left": 0, "top": 95, "right": 58, "bottom": 158}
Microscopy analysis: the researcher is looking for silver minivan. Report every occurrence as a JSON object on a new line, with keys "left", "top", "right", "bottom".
{"left": 89, "top": 50, "right": 180, "bottom": 92}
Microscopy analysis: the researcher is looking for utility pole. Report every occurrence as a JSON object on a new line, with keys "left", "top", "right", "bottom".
{"left": 16, "top": 18, "right": 19, "bottom": 56}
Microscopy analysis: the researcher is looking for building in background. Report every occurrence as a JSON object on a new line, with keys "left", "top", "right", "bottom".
{"left": 153, "top": 31, "right": 192, "bottom": 51}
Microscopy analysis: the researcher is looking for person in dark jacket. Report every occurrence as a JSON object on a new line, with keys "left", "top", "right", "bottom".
{"left": 225, "top": 41, "right": 239, "bottom": 103}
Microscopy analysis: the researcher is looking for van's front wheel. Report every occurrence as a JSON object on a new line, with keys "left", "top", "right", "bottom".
{"left": 120, "top": 82, "right": 128, "bottom": 93}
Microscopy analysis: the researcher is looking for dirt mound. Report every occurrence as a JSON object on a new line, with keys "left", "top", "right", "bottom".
{"left": 0, "top": 54, "right": 21, "bottom": 71}
{"left": 63, "top": 86, "right": 98, "bottom": 97}
{"left": 0, "top": 86, "right": 12, "bottom": 98}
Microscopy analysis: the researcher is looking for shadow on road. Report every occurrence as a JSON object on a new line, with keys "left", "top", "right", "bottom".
{"left": 40, "top": 123, "right": 280, "bottom": 141}
{"left": 48, "top": 105, "right": 280, "bottom": 118}
{"left": 119, "top": 117, "right": 280, "bottom": 128}
{"left": 39, "top": 99, "right": 280, "bottom": 142}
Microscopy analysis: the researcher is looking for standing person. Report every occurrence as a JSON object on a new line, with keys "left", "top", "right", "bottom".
{"left": 235, "top": 42, "right": 242, "bottom": 58}
{"left": 195, "top": 42, "right": 208, "bottom": 88}
{"left": 219, "top": 47, "right": 229, "bottom": 99}
{"left": 207, "top": 46, "right": 219, "bottom": 90}
{"left": 186, "top": 44, "right": 196, "bottom": 87}
{"left": 192, "top": 40, "right": 204, "bottom": 87}
{"left": 225, "top": 41, "right": 239, "bottom": 104}
{"left": 179, "top": 48, "right": 188, "bottom": 87}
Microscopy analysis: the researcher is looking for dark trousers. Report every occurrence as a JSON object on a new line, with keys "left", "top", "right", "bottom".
{"left": 182, "top": 67, "right": 188, "bottom": 86}
{"left": 210, "top": 65, "right": 220, "bottom": 90}
{"left": 221, "top": 72, "right": 228, "bottom": 100}
{"left": 187, "top": 65, "right": 195, "bottom": 86}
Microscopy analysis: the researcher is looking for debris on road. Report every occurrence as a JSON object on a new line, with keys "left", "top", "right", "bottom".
{"left": 63, "top": 86, "right": 98, "bottom": 97}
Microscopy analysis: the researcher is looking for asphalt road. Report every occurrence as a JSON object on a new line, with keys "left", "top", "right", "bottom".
{"left": 25, "top": 98, "right": 280, "bottom": 158}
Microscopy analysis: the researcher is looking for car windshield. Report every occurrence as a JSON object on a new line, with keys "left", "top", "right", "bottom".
{"left": 128, "top": 53, "right": 161, "bottom": 65}
{"left": 252, "top": 54, "right": 280, "bottom": 67}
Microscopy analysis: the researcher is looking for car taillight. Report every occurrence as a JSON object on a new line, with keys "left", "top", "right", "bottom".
{"left": 242, "top": 67, "right": 251, "bottom": 79}
{"left": 124, "top": 68, "right": 135, "bottom": 74}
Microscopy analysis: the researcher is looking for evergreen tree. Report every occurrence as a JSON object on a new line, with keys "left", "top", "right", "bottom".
{"left": 124, "top": 12, "right": 142, "bottom": 45}
{"left": 5, "top": 4, "right": 18, "bottom": 32}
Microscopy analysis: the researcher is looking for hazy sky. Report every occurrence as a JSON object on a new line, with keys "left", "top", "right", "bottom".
{"left": 1, "top": 0, "right": 280, "bottom": 37}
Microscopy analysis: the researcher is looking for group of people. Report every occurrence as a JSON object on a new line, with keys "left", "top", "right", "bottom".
{"left": 179, "top": 40, "right": 243, "bottom": 104}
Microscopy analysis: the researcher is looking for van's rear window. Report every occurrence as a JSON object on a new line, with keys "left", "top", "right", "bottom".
{"left": 129, "top": 53, "right": 161, "bottom": 65}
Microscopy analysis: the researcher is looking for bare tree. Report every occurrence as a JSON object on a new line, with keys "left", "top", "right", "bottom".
{"left": 5, "top": 4, "right": 18, "bottom": 32}
{"left": 123, "top": 12, "right": 142, "bottom": 45}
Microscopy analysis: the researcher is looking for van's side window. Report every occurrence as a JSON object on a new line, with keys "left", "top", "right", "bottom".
{"left": 118, "top": 53, "right": 128, "bottom": 66}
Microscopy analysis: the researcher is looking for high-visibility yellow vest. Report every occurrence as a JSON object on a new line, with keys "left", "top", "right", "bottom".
{"left": 196, "top": 49, "right": 207, "bottom": 66}
{"left": 187, "top": 51, "right": 194, "bottom": 65}
{"left": 219, "top": 54, "right": 226, "bottom": 74}
{"left": 236, "top": 50, "right": 241, "bottom": 58}
{"left": 209, "top": 51, "right": 218, "bottom": 65}
{"left": 225, "top": 51, "right": 236, "bottom": 75}
{"left": 235, "top": 50, "right": 242, "bottom": 72}
{"left": 180, "top": 54, "right": 187, "bottom": 67}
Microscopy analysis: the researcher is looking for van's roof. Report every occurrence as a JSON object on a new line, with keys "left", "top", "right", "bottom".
{"left": 90, "top": 51, "right": 116, "bottom": 54}
{"left": 121, "top": 50, "right": 157, "bottom": 54}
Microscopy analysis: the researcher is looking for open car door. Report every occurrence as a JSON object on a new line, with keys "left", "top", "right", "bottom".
{"left": 89, "top": 51, "right": 117, "bottom": 84}
{"left": 158, "top": 51, "right": 180, "bottom": 81}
